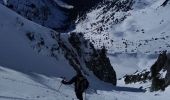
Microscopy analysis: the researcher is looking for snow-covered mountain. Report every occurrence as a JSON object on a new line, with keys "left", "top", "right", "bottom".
{"left": 74, "top": 0, "right": 170, "bottom": 84}
{"left": 1, "top": 0, "right": 170, "bottom": 100}
{"left": 0, "top": 1, "right": 117, "bottom": 88}
{"left": 75, "top": 0, "right": 170, "bottom": 54}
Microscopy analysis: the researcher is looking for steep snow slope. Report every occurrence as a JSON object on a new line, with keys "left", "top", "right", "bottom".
{"left": 0, "top": 66, "right": 76, "bottom": 100}
{"left": 0, "top": 3, "right": 75, "bottom": 79}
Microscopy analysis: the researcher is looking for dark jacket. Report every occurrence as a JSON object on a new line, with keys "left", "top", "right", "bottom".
{"left": 62, "top": 74, "right": 89, "bottom": 92}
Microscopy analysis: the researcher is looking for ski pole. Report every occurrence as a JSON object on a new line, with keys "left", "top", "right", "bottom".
{"left": 57, "top": 77, "right": 66, "bottom": 91}
{"left": 57, "top": 83, "right": 63, "bottom": 91}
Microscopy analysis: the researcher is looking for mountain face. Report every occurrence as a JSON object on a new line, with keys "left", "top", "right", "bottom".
{"left": 68, "top": 32, "right": 117, "bottom": 85}
{"left": 1, "top": 0, "right": 170, "bottom": 97}
{"left": 72, "top": 0, "right": 170, "bottom": 91}
{"left": 0, "top": 2, "right": 116, "bottom": 86}
{"left": 75, "top": 0, "right": 170, "bottom": 54}
{"left": 26, "top": 31, "right": 117, "bottom": 85}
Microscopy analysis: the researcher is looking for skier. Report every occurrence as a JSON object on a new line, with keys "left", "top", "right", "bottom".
{"left": 61, "top": 73, "right": 89, "bottom": 100}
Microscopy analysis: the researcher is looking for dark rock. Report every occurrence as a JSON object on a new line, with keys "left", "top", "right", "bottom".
{"left": 161, "top": 0, "right": 170, "bottom": 7}
{"left": 150, "top": 51, "right": 170, "bottom": 91}
{"left": 64, "top": 0, "right": 104, "bottom": 21}
{"left": 26, "top": 32, "right": 35, "bottom": 41}
{"left": 68, "top": 32, "right": 117, "bottom": 85}
{"left": 124, "top": 70, "right": 151, "bottom": 84}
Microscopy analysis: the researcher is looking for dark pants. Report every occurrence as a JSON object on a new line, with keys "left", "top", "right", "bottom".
{"left": 75, "top": 91, "right": 83, "bottom": 100}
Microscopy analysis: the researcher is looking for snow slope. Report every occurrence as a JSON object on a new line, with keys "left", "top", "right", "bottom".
{"left": 0, "top": 3, "right": 75, "bottom": 79}
{"left": 1, "top": 65, "right": 170, "bottom": 100}
{"left": 0, "top": 66, "right": 76, "bottom": 100}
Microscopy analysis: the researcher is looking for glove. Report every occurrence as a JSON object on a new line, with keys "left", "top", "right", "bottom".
{"left": 61, "top": 80, "right": 66, "bottom": 84}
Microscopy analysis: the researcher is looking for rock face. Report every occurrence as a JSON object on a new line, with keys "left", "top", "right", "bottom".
{"left": 26, "top": 31, "right": 117, "bottom": 85}
{"left": 162, "top": 0, "right": 170, "bottom": 6}
{"left": 68, "top": 32, "right": 117, "bottom": 85}
{"left": 150, "top": 51, "right": 170, "bottom": 91}
{"left": 86, "top": 48, "right": 117, "bottom": 85}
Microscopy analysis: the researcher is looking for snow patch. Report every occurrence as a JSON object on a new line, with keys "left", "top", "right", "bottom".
{"left": 159, "top": 69, "right": 167, "bottom": 79}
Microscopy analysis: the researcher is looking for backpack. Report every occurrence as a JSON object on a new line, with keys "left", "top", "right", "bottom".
{"left": 76, "top": 76, "right": 89, "bottom": 92}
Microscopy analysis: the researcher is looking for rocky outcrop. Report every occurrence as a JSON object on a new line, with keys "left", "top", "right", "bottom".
{"left": 161, "top": 0, "right": 170, "bottom": 6}
{"left": 85, "top": 47, "right": 117, "bottom": 85}
{"left": 124, "top": 70, "right": 151, "bottom": 84}
{"left": 68, "top": 32, "right": 117, "bottom": 85}
{"left": 150, "top": 51, "right": 170, "bottom": 91}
